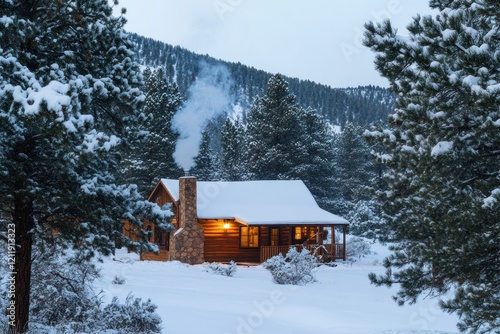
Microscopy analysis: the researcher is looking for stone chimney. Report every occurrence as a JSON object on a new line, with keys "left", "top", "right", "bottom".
{"left": 169, "top": 176, "right": 204, "bottom": 264}
{"left": 178, "top": 177, "right": 197, "bottom": 229}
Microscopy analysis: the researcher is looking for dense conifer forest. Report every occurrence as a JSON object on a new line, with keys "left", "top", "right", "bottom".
{"left": 130, "top": 33, "right": 395, "bottom": 127}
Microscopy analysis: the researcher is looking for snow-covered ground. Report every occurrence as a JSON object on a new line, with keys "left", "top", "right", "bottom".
{"left": 96, "top": 242, "right": 459, "bottom": 334}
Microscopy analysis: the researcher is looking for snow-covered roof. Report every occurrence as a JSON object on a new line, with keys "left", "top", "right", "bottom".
{"left": 160, "top": 179, "right": 348, "bottom": 226}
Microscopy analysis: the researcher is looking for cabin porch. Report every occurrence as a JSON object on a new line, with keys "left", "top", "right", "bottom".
{"left": 258, "top": 223, "right": 347, "bottom": 263}
{"left": 259, "top": 243, "right": 345, "bottom": 263}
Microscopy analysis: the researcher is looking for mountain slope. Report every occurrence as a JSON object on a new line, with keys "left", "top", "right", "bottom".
{"left": 130, "top": 33, "right": 394, "bottom": 127}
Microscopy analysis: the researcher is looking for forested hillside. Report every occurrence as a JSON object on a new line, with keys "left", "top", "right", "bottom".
{"left": 130, "top": 33, "right": 394, "bottom": 127}
{"left": 118, "top": 33, "right": 396, "bottom": 224}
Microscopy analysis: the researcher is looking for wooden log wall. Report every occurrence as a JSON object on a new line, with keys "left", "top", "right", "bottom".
{"left": 141, "top": 249, "right": 169, "bottom": 261}
{"left": 200, "top": 219, "right": 260, "bottom": 263}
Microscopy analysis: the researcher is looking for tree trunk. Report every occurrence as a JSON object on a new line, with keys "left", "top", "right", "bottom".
{"left": 11, "top": 195, "right": 34, "bottom": 334}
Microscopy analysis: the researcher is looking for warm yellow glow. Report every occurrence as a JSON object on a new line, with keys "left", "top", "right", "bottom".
{"left": 223, "top": 223, "right": 230, "bottom": 230}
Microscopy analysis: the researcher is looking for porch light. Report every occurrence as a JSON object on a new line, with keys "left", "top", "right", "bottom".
{"left": 223, "top": 222, "right": 230, "bottom": 231}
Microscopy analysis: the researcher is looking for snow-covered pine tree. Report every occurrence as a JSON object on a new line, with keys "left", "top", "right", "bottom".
{"left": 364, "top": 1, "right": 499, "bottom": 332}
{"left": 246, "top": 74, "right": 337, "bottom": 206}
{"left": 291, "top": 107, "right": 336, "bottom": 211}
{"left": 220, "top": 117, "right": 247, "bottom": 181}
{"left": 0, "top": 1, "right": 172, "bottom": 332}
{"left": 332, "top": 122, "right": 377, "bottom": 215}
{"left": 346, "top": 200, "right": 385, "bottom": 240}
{"left": 191, "top": 130, "right": 216, "bottom": 180}
{"left": 246, "top": 74, "right": 305, "bottom": 180}
{"left": 122, "top": 67, "right": 184, "bottom": 195}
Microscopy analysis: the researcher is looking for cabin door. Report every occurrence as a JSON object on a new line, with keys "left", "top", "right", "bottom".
{"left": 270, "top": 227, "right": 280, "bottom": 246}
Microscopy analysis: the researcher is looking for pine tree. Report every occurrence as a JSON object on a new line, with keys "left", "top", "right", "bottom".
{"left": 190, "top": 130, "right": 215, "bottom": 180}
{"left": 123, "top": 67, "right": 184, "bottom": 195}
{"left": 220, "top": 118, "right": 247, "bottom": 181}
{"left": 332, "top": 122, "right": 377, "bottom": 215}
{"left": 246, "top": 74, "right": 337, "bottom": 207}
{"left": 246, "top": 74, "right": 308, "bottom": 180}
{"left": 291, "top": 108, "right": 336, "bottom": 211}
{"left": 364, "top": 1, "right": 500, "bottom": 332}
{"left": 0, "top": 1, "right": 171, "bottom": 332}
{"left": 345, "top": 200, "right": 385, "bottom": 240}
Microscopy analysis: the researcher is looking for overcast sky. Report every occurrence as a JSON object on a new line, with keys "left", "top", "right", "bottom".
{"left": 113, "top": 0, "right": 436, "bottom": 88}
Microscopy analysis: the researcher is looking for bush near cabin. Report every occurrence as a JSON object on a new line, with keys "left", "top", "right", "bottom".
{"left": 263, "top": 247, "right": 319, "bottom": 285}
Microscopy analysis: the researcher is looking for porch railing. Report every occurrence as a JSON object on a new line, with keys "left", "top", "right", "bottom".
{"left": 260, "top": 245, "right": 290, "bottom": 262}
{"left": 260, "top": 244, "right": 345, "bottom": 263}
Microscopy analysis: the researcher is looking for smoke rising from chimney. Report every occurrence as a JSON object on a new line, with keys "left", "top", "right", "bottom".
{"left": 172, "top": 62, "right": 233, "bottom": 171}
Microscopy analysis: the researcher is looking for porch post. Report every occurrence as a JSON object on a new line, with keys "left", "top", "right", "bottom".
{"left": 331, "top": 225, "right": 335, "bottom": 258}
{"left": 342, "top": 224, "right": 347, "bottom": 261}
{"left": 317, "top": 226, "right": 323, "bottom": 245}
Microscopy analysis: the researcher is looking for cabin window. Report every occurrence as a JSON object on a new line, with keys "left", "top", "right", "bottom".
{"left": 240, "top": 226, "right": 259, "bottom": 248}
{"left": 293, "top": 226, "right": 315, "bottom": 243}
{"left": 270, "top": 227, "right": 280, "bottom": 246}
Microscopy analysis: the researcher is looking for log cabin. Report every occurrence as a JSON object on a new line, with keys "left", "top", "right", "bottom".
{"left": 124, "top": 177, "right": 349, "bottom": 264}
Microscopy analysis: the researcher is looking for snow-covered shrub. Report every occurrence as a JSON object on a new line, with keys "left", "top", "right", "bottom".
{"left": 112, "top": 275, "right": 126, "bottom": 285}
{"left": 263, "top": 247, "right": 318, "bottom": 285}
{"left": 346, "top": 237, "right": 372, "bottom": 261}
{"left": 102, "top": 294, "right": 162, "bottom": 334}
{"left": 29, "top": 248, "right": 103, "bottom": 332}
{"left": 25, "top": 242, "right": 162, "bottom": 333}
{"left": 203, "top": 261, "right": 237, "bottom": 277}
